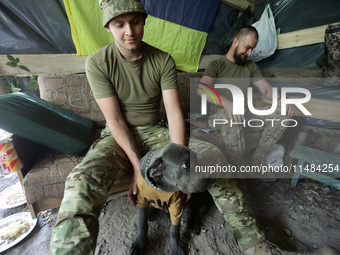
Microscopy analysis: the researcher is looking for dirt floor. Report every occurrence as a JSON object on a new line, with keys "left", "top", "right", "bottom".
{"left": 1, "top": 171, "right": 340, "bottom": 255}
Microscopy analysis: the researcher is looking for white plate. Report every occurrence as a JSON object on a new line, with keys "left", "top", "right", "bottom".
{"left": 0, "top": 212, "right": 37, "bottom": 252}
{"left": 0, "top": 182, "right": 27, "bottom": 209}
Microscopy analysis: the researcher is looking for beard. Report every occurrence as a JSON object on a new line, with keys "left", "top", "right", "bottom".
{"left": 233, "top": 46, "right": 248, "bottom": 65}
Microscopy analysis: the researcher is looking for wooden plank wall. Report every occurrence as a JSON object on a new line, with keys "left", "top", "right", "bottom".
{"left": 0, "top": 54, "right": 87, "bottom": 76}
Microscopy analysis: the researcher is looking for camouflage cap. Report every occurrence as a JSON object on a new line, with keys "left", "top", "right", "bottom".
{"left": 99, "top": 0, "right": 148, "bottom": 27}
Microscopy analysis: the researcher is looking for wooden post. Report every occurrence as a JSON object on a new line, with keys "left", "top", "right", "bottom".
{"left": 220, "top": 0, "right": 255, "bottom": 12}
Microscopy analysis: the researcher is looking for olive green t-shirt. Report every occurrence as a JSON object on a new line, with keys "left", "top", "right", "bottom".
{"left": 203, "top": 57, "right": 263, "bottom": 102}
{"left": 85, "top": 42, "right": 178, "bottom": 127}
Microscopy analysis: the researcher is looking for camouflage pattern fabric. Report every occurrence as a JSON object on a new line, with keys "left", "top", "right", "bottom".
{"left": 209, "top": 106, "right": 287, "bottom": 166}
{"left": 207, "top": 178, "right": 265, "bottom": 251}
{"left": 49, "top": 123, "right": 264, "bottom": 254}
{"left": 209, "top": 107, "right": 246, "bottom": 166}
{"left": 98, "top": 0, "right": 147, "bottom": 27}
{"left": 322, "top": 23, "right": 340, "bottom": 87}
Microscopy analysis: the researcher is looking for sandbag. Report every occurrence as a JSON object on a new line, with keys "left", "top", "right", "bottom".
{"left": 0, "top": 92, "right": 93, "bottom": 156}
{"left": 248, "top": 4, "right": 277, "bottom": 62}
{"left": 322, "top": 23, "right": 340, "bottom": 86}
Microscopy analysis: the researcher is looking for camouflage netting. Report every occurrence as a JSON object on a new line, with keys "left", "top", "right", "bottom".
{"left": 322, "top": 23, "right": 340, "bottom": 86}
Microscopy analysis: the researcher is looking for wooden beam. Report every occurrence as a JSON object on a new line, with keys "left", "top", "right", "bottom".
{"left": 220, "top": 0, "right": 255, "bottom": 12}
{"left": 292, "top": 97, "right": 340, "bottom": 122}
{"left": 259, "top": 95, "right": 340, "bottom": 123}
{"left": 277, "top": 22, "right": 339, "bottom": 50}
{"left": 261, "top": 67, "right": 323, "bottom": 79}
{"left": 0, "top": 54, "right": 87, "bottom": 76}
{"left": 0, "top": 54, "right": 324, "bottom": 79}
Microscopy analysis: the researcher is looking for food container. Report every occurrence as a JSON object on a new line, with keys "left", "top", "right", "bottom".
{"left": 0, "top": 138, "right": 23, "bottom": 174}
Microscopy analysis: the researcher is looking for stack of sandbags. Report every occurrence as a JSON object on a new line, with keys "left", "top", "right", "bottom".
{"left": 322, "top": 23, "right": 340, "bottom": 86}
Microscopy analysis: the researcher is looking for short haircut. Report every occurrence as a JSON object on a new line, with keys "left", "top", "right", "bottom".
{"left": 234, "top": 25, "right": 259, "bottom": 41}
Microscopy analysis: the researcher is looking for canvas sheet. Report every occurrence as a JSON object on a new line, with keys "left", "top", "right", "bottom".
{"left": 140, "top": 0, "right": 219, "bottom": 32}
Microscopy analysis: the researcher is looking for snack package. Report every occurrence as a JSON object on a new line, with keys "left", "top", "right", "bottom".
{"left": 0, "top": 138, "right": 23, "bottom": 174}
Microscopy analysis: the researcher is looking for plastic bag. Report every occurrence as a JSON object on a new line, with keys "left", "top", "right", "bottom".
{"left": 248, "top": 4, "right": 277, "bottom": 62}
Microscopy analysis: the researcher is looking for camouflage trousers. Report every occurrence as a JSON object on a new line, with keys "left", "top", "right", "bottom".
{"left": 208, "top": 179, "right": 264, "bottom": 251}
{"left": 209, "top": 106, "right": 287, "bottom": 166}
{"left": 49, "top": 123, "right": 263, "bottom": 254}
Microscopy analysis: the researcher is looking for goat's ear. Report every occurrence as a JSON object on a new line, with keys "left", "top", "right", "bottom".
{"left": 148, "top": 157, "right": 163, "bottom": 177}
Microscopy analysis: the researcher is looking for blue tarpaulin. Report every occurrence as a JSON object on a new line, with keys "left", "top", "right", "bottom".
{"left": 141, "top": 0, "right": 220, "bottom": 32}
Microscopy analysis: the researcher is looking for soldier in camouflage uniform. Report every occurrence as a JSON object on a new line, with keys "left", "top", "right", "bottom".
{"left": 199, "top": 25, "right": 294, "bottom": 169}
{"left": 198, "top": 26, "right": 295, "bottom": 255}
{"left": 49, "top": 2, "right": 285, "bottom": 255}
